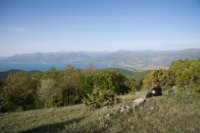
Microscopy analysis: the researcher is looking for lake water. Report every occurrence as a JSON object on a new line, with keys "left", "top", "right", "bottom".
{"left": 0, "top": 63, "right": 111, "bottom": 72}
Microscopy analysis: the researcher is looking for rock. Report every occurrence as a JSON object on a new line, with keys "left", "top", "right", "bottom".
{"left": 0, "top": 113, "right": 8, "bottom": 116}
{"left": 104, "top": 113, "right": 111, "bottom": 118}
{"left": 49, "top": 108, "right": 54, "bottom": 111}
{"left": 119, "top": 106, "right": 126, "bottom": 113}
{"left": 150, "top": 106, "right": 154, "bottom": 111}
{"left": 119, "top": 105, "right": 130, "bottom": 113}
{"left": 133, "top": 98, "right": 145, "bottom": 106}
{"left": 103, "top": 106, "right": 108, "bottom": 110}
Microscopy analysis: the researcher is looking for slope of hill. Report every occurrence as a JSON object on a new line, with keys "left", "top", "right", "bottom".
{"left": 0, "top": 49, "right": 200, "bottom": 71}
{"left": 106, "top": 68, "right": 135, "bottom": 76}
{"left": 1, "top": 92, "right": 200, "bottom": 133}
{"left": 0, "top": 69, "right": 41, "bottom": 80}
{"left": 132, "top": 70, "right": 152, "bottom": 81}
{"left": 0, "top": 52, "right": 108, "bottom": 64}
{"left": 0, "top": 69, "right": 23, "bottom": 80}
{"left": 96, "top": 49, "right": 200, "bottom": 70}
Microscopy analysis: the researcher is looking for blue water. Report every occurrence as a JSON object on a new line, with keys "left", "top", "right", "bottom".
{"left": 0, "top": 63, "right": 111, "bottom": 72}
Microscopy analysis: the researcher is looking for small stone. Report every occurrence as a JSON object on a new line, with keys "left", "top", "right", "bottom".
{"left": 133, "top": 98, "right": 145, "bottom": 106}
{"left": 119, "top": 106, "right": 130, "bottom": 113}
{"left": 150, "top": 106, "right": 154, "bottom": 111}
{"left": 119, "top": 106, "right": 126, "bottom": 113}
{"left": 104, "top": 124, "right": 108, "bottom": 128}
{"left": 130, "top": 126, "right": 134, "bottom": 130}
{"left": 103, "top": 106, "right": 108, "bottom": 110}
{"left": 105, "top": 113, "right": 111, "bottom": 118}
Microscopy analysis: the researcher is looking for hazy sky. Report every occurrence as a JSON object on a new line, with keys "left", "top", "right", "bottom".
{"left": 0, "top": 0, "right": 200, "bottom": 56}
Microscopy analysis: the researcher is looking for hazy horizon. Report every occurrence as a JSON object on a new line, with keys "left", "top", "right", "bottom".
{"left": 1, "top": 0, "right": 200, "bottom": 56}
{"left": 0, "top": 48, "right": 199, "bottom": 58}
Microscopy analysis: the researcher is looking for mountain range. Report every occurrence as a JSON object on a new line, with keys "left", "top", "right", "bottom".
{"left": 0, "top": 49, "right": 200, "bottom": 71}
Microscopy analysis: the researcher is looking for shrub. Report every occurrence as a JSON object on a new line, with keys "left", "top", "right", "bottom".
{"left": 1, "top": 72, "right": 37, "bottom": 112}
{"left": 83, "top": 86, "right": 119, "bottom": 108}
{"left": 170, "top": 59, "right": 200, "bottom": 92}
{"left": 44, "top": 95, "right": 62, "bottom": 108}
{"left": 142, "top": 69, "right": 175, "bottom": 91}
{"left": 82, "top": 70, "right": 130, "bottom": 95}
{"left": 38, "top": 79, "right": 62, "bottom": 108}
{"left": 124, "top": 77, "right": 137, "bottom": 92}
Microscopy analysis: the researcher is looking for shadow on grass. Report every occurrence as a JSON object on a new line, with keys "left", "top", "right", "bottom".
{"left": 23, "top": 117, "right": 85, "bottom": 133}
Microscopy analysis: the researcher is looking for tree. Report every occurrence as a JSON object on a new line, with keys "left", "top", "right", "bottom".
{"left": 142, "top": 69, "right": 175, "bottom": 91}
{"left": 82, "top": 70, "right": 130, "bottom": 95}
{"left": 38, "top": 79, "right": 62, "bottom": 107}
{"left": 170, "top": 59, "right": 200, "bottom": 92}
{"left": 0, "top": 79, "right": 5, "bottom": 112}
{"left": 83, "top": 64, "right": 95, "bottom": 75}
{"left": 42, "top": 67, "right": 61, "bottom": 83}
{"left": 60, "top": 65, "right": 84, "bottom": 105}
{"left": 0, "top": 79, "right": 4, "bottom": 91}
{"left": 83, "top": 86, "right": 119, "bottom": 108}
{"left": 31, "top": 72, "right": 43, "bottom": 108}
{"left": 1, "top": 72, "right": 37, "bottom": 112}
{"left": 124, "top": 77, "right": 137, "bottom": 92}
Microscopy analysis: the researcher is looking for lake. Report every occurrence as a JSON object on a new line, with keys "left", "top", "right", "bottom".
{"left": 0, "top": 63, "right": 111, "bottom": 72}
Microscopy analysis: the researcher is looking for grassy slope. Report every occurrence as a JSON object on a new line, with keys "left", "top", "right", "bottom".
{"left": 0, "top": 69, "right": 41, "bottom": 80}
{"left": 107, "top": 68, "right": 152, "bottom": 81}
{"left": 106, "top": 68, "right": 135, "bottom": 77}
{"left": 132, "top": 70, "right": 152, "bottom": 81}
{"left": 0, "top": 92, "right": 200, "bottom": 133}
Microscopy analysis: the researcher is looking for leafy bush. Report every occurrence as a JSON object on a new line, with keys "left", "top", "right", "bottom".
{"left": 170, "top": 59, "right": 200, "bottom": 92}
{"left": 142, "top": 59, "right": 200, "bottom": 93}
{"left": 0, "top": 72, "right": 37, "bottom": 112}
{"left": 124, "top": 77, "right": 137, "bottom": 92}
{"left": 83, "top": 86, "right": 119, "bottom": 108}
{"left": 60, "top": 65, "right": 84, "bottom": 105}
{"left": 142, "top": 69, "right": 175, "bottom": 91}
{"left": 44, "top": 95, "right": 62, "bottom": 108}
{"left": 82, "top": 70, "right": 130, "bottom": 95}
{"left": 38, "top": 79, "right": 62, "bottom": 108}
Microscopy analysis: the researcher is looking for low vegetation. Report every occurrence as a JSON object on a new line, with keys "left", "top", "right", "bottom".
{"left": 0, "top": 65, "right": 135, "bottom": 112}
{"left": 142, "top": 58, "right": 200, "bottom": 92}
{"left": 1, "top": 59, "right": 200, "bottom": 112}
{"left": 0, "top": 58, "right": 200, "bottom": 132}
{"left": 0, "top": 92, "right": 200, "bottom": 133}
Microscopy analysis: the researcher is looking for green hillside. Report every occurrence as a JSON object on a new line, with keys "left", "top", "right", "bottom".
{"left": 0, "top": 69, "right": 41, "bottom": 80}
{"left": 132, "top": 70, "right": 152, "bottom": 81}
{"left": 107, "top": 68, "right": 152, "bottom": 80}
{"left": 106, "top": 68, "right": 135, "bottom": 76}
{"left": 1, "top": 92, "right": 200, "bottom": 133}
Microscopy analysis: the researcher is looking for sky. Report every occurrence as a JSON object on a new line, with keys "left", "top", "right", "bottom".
{"left": 0, "top": 0, "right": 200, "bottom": 57}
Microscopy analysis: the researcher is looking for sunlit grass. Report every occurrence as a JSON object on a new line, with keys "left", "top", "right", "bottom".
{"left": 0, "top": 92, "right": 200, "bottom": 133}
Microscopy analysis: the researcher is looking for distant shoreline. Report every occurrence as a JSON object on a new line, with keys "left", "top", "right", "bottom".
{"left": 0, "top": 63, "right": 111, "bottom": 72}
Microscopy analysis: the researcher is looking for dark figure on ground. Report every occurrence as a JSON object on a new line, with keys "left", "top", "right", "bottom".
{"left": 146, "top": 83, "right": 163, "bottom": 98}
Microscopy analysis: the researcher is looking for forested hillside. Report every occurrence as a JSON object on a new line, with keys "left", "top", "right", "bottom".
{"left": 0, "top": 65, "right": 137, "bottom": 112}
{"left": 0, "top": 58, "right": 200, "bottom": 113}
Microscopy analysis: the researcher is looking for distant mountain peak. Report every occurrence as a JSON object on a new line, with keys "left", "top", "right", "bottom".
{"left": 0, "top": 48, "right": 200, "bottom": 71}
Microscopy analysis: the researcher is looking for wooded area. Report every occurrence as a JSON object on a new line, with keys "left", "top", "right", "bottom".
{"left": 0, "top": 58, "right": 200, "bottom": 112}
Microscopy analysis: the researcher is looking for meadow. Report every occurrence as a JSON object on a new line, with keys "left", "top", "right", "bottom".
{"left": 1, "top": 91, "right": 200, "bottom": 133}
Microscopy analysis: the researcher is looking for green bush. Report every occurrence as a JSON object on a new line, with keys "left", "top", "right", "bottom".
{"left": 1, "top": 72, "right": 37, "bottom": 112}
{"left": 38, "top": 79, "right": 62, "bottom": 108}
{"left": 83, "top": 86, "right": 119, "bottom": 108}
{"left": 170, "top": 59, "right": 200, "bottom": 92}
{"left": 82, "top": 70, "right": 130, "bottom": 95}
{"left": 59, "top": 65, "right": 84, "bottom": 105}
{"left": 124, "top": 77, "right": 137, "bottom": 92}
{"left": 44, "top": 95, "right": 62, "bottom": 108}
{"left": 142, "top": 69, "right": 175, "bottom": 91}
